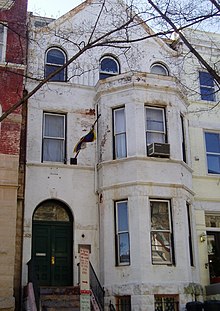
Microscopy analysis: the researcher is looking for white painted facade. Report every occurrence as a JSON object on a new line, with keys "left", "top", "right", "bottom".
{"left": 23, "top": 1, "right": 220, "bottom": 310}
{"left": 181, "top": 29, "right": 220, "bottom": 299}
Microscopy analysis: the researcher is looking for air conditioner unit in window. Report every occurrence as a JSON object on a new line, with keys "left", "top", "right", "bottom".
{"left": 147, "top": 142, "right": 170, "bottom": 158}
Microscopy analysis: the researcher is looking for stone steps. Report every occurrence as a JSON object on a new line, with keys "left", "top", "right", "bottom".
{"left": 40, "top": 286, "right": 80, "bottom": 311}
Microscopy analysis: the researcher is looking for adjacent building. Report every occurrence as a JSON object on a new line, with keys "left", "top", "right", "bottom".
{"left": 182, "top": 29, "right": 220, "bottom": 300}
{"left": 0, "top": 0, "right": 27, "bottom": 310}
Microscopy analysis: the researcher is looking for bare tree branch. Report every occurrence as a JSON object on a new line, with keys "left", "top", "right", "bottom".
{"left": 148, "top": 0, "right": 220, "bottom": 86}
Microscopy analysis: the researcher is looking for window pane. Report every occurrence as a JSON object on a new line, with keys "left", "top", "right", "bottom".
{"left": 44, "top": 114, "right": 64, "bottom": 138}
{"left": 146, "top": 108, "right": 164, "bottom": 132}
{"left": 34, "top": 203, "right": 70, "bottom": 222}
{"left": 45, "top": 65, "right": 65, "bottom": 81}
{"left": 114, "top": 108, "right": 127, "bottom": 159}
{"left": 0, "top": 24, "right": 4, "bottom": 42}
{"left": 0, "top": 45, "right": 2, "bottom": 60}
{"left": 47, "top": 49, "right": 65, "bottom": 65}
{"left": 119, "top": 232, "right": 130, "bottom": 263}
{"left": 117, "top": 201, "right": 128, "bottom": 231}
{"left": 43, "top": 138, "right": 64, "bottom": 162}
{"left": 207, "top": 154, "right": 220, "bottom": 174}
{"left": 146, "top": 132, "right": 165, "bottom": 145}
{"left": 151, "top": 64, "right": 168, "bottom": 76}
{"left": 199, "top": 71, "right": 214, "bottom": 87}
{"left": 151, "top": 232, "right": 172, "bottom": 263}
{"left": 115, "top": 134, "right": 127, "bottom": 158}
{"left": 205, "top": 214, "right": 220, "bottom": 228}
{"left": 115, "top": 109, "right": 125, "bottom": 133}
{"left": 151, "top": 201, "right": 170, "bottom": 230}
{"left": 116, "top": 296, "right": 131, "bottom": 311}
{"left": 199, "top": 72, "right": 215, "bottom": 101}
{"left": 205, "top": 133, "right": 220, "bottom": 153}
{"left": 200, "top": 87, "right": 215, "bottom": 101}
{"left": 101, "top": 58, "right": 118, "bottom": 73}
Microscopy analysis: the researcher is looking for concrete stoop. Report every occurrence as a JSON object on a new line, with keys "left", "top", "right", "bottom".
{"left": 40, "top": 286, "right": 80, "bottom": 311}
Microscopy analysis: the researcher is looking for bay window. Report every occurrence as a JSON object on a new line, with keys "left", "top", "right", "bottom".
{"left": 146, "top": 107, "right": 166, "bottom": 146}
{"left": 113, "top": 107, "right": 127, "bottom": 159}
{"left": 150, "top": 199, "right": 174, "bottom": 265}
{"left": 115, "top": 200, "right": 130, "bottom": 265}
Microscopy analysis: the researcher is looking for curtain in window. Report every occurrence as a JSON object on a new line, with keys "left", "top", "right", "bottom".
{"left": 116, "top": 201, "right": 130, "bottom": 265}
{"left": 146, "top": 107, "right": 165, "bottom": 144}
{"left": 114, "top": 108, "right": 127, "bottom": 158}
{"left": 43, "top": 114, "right": 65, "bottom": 162}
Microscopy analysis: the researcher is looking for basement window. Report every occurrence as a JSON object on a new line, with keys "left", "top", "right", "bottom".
{"left": 155, "top": 295, "right": 179, "bottom": 311}
{"left": 115, "top": 295, "right": 131, "bottom": 311}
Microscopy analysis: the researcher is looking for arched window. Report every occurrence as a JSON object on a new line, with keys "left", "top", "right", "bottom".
{"left": 99, "top": 56, "right": 120, "bottom": 79}
{"left": 33, "top": 199, "right": 72, "bottom": 222}
{"left": 45, "top": 48, "right": 67, "bottom": 81}
{"left": 150, "top": 63, "right": 169, "bottom": 76}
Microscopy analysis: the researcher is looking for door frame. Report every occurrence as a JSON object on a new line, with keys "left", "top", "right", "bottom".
{"left": 32, "top": 199, "right": 73, "bottom": 286}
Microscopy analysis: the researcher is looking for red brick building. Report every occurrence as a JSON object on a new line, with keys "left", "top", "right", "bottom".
{"left": 0, "top": 0, "right": 27, "bottom": 310}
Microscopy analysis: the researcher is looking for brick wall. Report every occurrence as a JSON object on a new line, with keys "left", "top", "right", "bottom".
{"left": 0, "top": 0, "right": 27, "bottom": 310}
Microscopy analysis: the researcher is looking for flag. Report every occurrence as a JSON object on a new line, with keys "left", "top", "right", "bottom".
{"left": 74, "top": 127, "right": 96, "bottom": 153}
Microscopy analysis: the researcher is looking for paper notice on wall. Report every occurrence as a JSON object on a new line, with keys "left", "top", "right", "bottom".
{"left": 80, "top": 245, "right": 90, "bottom": 311}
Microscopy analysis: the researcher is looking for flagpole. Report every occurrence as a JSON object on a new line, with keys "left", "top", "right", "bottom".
{"left": 73, "top": 114, "right": 101, "bottom": 159}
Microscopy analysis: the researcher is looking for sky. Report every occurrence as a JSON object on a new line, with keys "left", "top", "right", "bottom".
{"left": 27, "top": 0, "right": 82, "bottom": 18}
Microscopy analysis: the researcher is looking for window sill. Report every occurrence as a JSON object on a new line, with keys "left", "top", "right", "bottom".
{"left": 0, "top": 62, "right": 26, "bottom": 69}
{"left": 26, "top": 161, "right": 94, "bottom": 170}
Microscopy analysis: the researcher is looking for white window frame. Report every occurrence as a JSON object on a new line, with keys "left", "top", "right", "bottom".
{"left": 45, "top": 47, "right": 67, "bottom": 81}
{"left": 145, "top": 106, "right": 166, "bottom": 146}
{"left": 99, "top": 55, "right": 120, "bottom": 79}
{"left": 42, "top": 112, "right": 66, "bottom": 163}
{"left": 115, "top": 200, "right": 130, "bottom": 266}
{"left": 113, "top": 107, "right": 127, "bottom": 159}
{"left": 0, "top": 22, "right": 7, "bottom": 62}
{"left": 199, "top": 71, "right": 216, "bottom": 102}
{"left": 150, "top": 199, "right": 174, "bottom": 265}
{"left": 150, "top": 63, "right": 169, "bottom": 76}
{"left": 205, "top": 131, "right": 220, "bottom": 175}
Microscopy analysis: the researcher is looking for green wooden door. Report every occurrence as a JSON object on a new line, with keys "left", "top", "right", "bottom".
{"left": 32, "top": 222, "right": 73, "bottom": 286}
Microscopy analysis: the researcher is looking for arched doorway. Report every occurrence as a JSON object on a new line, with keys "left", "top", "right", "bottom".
{"left": 32, "top": 200, "right": 73, "bottom": 286}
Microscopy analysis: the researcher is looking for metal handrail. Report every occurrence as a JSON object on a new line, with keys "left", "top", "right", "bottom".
{"left": 27, "top": 258, "right": 40, "bottom": 311}
{"left": 90, "top": 262, "right": 105, "bottom": 310}
{"left": 109, "top": 301, "right": 116, "bottom": 311}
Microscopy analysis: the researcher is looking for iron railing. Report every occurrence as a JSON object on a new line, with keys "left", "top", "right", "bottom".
{"left": 27, "top": 258, "right": 40, "bottom": 311}
{"left": 109, "top": 301, "right": 116, "bottom": 311}
{"left": 90, "top": 262, "right": 105, "bottom": 310}
{"left": 155, "top": 301, "right": 179, "bottom": 311}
